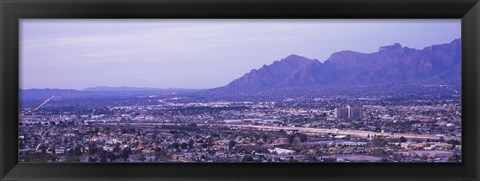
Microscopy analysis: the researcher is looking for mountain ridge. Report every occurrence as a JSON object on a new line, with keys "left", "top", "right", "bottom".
{"left": 220, "top": 39, "right": 461, "bottom": 91}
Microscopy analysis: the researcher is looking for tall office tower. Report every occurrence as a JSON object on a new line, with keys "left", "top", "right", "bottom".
{"left": 347, "top": 106, "right": 363, "bottom": 120}
{"left": 334, "top": 107, "right": 349, "bottom": 119}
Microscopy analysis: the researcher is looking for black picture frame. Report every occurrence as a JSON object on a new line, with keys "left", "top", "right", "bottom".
{"left": 1, "top": 0, "right": 479, "bottom": 180}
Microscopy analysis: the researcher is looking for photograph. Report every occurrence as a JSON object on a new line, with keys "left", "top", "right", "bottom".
{"left": 18, "top": 19, "right": 462, "bottom": 163}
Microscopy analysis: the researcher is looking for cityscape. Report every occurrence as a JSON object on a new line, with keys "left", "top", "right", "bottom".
{"left": 19, "top": 91, "right": 462, "bottom": 163}
{"left": 19, "top": 20, "right": 461, "bottom": 163}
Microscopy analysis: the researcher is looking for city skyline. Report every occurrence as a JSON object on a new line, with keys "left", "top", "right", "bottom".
{"left": 21, "top": 19, "right": 460, "bottom": 89}
{"left": 19, "top": 20, "right": 462, "bottom": 163}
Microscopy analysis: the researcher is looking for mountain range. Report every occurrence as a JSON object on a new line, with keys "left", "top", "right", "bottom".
{"left": 22, "top": 39, "right": 461, "bottom": 95}
{"left": 220, "top": 39, "right": 461, "bottom": 91}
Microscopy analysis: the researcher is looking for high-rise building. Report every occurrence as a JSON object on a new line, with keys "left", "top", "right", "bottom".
{"left": 334, "top": 107, "right": 349, "bottom": 119}
{"left": 335, "top": 106, "right": 363, "bottom": 119}
{"left": 347, "top": 106, "right": 363, "bottom": 120}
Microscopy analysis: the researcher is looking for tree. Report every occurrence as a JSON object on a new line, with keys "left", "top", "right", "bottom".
{"left": 200, "top": 155, "right": 207, "bottom": 161}
{"left": 288, "top": 156, "right": 295, "bottom": 162}
{"left": 439, "top": 136, "right": 445, "bottom": 142}
{"left": 65, "top": 155, "right": 80, "bottom": 162}
{"left": 306, "top": 154, "right": 318, "bottom": 162}
{"left": 181, "top": 142, "right": 188, "bottom": 150}
{"left": 99, "top": 151, "right": 108, "bottom": 162}
{"left": 154, "top": 147, "right": 169, "bottom": 161}
{"left": 113, "top": 143, "right": 121, "bottom": 153}
{"left": 88, "top": 156, "right": 98, "bottom": 162}
{"left": 41, "top": 145, "right": 47, "bottom": 155}
{"left": 73, "top": 146, "right": 83, "bottom": 156}
{"left": 139, "top": 154, "right": 146, "bottom": 162}
{"left": 170, "top": 142, "right": 180, "bottom": 150}
{"left": 228, "top": 140, "right": 237, "bottom": 150}
{"left": 88, "top": 143, "right": 99, "bottom": 155}
{"left": 121, "top": 147, "right": 132, "bottom": 162}
{"left": 322, "top": 157, "right": 337, "bottom": 163}
{"left": 241, "top": 155, "right": 254, "bottom": 162}
{"left": 262, "top": 135, "right": 269, "bottom": 142}
{"left": 447, "top": 139, "right": 460, "bottom": 146}
{"left": 299, "top": 134, "right": 308, "bottom": 142}
{"left": 188, "top": 139, "right": 195, "bottom": 149}
{"left": 107, "top": 151, "right": 116, "bottom": 161}
{"left": 23, "top": 151, "right": 31, "bottom": 162}
{"left": 287, "top": 134, "right": 295, "bottom": 144}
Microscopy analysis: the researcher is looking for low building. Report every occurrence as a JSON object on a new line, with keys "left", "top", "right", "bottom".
{"left": 335, "top": 141, "right": 367, "bottom": 147}
{"left": 397, "top": 150, "right": 454, "bottom": 158}
{"left": 268, "top": 148, "right": 295, "bottom": 155}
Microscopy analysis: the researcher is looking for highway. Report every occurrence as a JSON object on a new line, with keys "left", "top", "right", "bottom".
{"left": 20, "top": 96, "right": 55, "bottom": 116}
{"left": 223, "top": 124, "right": 461, "bottom": 141}
{"left": 96, "top": 121, "right": 461, "bottom": 141}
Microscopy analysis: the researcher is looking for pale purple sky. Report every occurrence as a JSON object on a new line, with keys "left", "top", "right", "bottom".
{"left": 20, "top": 19, "right": 461, "bottom": 90}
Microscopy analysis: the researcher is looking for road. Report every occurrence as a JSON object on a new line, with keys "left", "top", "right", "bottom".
{"left": 20, "top": 96, "right": 55, "bottom": 116}
{"left": 223, "top": 124, "right": 461, "bottom": 141}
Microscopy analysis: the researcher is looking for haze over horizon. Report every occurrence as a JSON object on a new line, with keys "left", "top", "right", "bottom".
{"left": 21, "top": 19, "right": 460, "bottom": 89}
